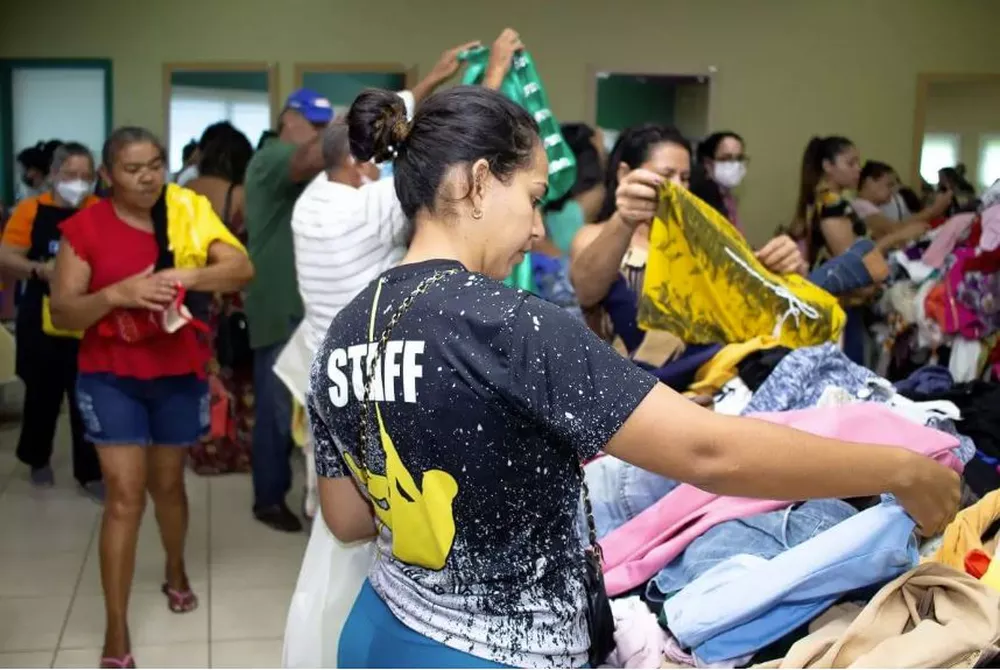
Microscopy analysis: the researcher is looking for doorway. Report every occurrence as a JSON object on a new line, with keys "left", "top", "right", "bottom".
{"left": 163, "top": 62, "right": 279, "bottom": 174}
{"left": 0, "top": 59, "right": 112, "bottom": 205}
{"left": 592, "top": 71, "right": 712, "bottom": 150}
{"left": 293, "top": 64, "right": 412, "bottom": 112}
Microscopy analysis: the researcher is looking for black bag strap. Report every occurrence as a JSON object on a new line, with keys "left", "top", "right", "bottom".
{"left": 151, "top": 187, "right": 174, "bottom": 271}
{"left": 221, "top": 183, "right": 236, "bottom": 229}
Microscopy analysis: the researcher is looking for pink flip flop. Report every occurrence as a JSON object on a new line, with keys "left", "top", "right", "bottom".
{"left": 161, "top": 583, "right": 199, "bottom": 614}
{"left": 99, "top": 653, "right": 135, "bottom": 668}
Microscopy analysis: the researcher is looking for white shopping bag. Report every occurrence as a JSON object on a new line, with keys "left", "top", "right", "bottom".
{"left": 282, "top": 515, "right": 374, "bottom": 668}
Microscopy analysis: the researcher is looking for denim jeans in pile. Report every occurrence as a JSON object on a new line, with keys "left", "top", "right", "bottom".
{"left": 646, "top": 498, "right": 857, "bottom": 605}
{"left": 579, "top": 456, "right": 679, "bottom": 541}
{"left": 663, "top": 500, "right": 919, "bottom": 664}
{"left": 807, "top": 238, "right": 877, "bottom": 295}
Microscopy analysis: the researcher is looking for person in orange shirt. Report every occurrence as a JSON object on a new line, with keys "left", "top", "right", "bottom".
{"left": 0, "top": 141, "right": 103, "bottom": 497}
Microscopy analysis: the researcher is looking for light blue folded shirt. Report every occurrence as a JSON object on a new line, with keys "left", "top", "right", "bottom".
{"left": 663, "top": 500, "right": 918, "bottom": 663}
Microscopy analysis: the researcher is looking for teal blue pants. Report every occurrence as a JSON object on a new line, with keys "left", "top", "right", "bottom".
{"left": 338, "top": 581, "right": 511, "bottom": 668}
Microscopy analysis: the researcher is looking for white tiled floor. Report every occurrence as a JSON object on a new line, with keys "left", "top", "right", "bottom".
{"left": 0, "top": 387, "right": 309, "bottom": 668}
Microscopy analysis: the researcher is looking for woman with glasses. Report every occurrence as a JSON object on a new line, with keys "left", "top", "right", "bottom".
{"left": 690, "top": 131, "right": 749, "bottom": 232}
{"left": 0, "top": 142, "right": 103, "bottom": 496}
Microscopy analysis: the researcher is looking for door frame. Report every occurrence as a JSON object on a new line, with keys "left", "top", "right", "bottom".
{"left": 911, "top": 72, "right": 1000, "bottom": 188}
{"left": 584, "top": 64, "right": 716, "bottom": 135}
{"left": 0, "top": 58, "right": 113, "bottom": 205}
{"left": 293, "top": 62, "right": 416, "bottom": 98}
{"left": 162, "top": 61, "right": 279, "bottom": 162}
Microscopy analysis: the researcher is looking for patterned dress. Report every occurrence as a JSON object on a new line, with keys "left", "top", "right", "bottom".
{"left": 188, "top": 204, "right": 254, "bottom": 475}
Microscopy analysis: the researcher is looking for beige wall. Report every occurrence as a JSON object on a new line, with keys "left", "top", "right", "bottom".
{"left": 3, "top": 0, "right": 999, "bottom": 244}
{"left": 924, "top": 79, "right": 1000, "bottom": 189}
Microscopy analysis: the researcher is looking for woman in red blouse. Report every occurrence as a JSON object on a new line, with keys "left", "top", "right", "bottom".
{"left": 50, "top": 127, "right": 254, "bottom": 669}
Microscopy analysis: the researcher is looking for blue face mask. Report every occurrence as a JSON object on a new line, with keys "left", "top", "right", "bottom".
{"left": 378, "top": 162, "right": 394, "bottom": 180}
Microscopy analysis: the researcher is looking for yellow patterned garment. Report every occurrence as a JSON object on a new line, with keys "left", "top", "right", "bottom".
{"left": 637, "top": 182, "right": 846, "bottom": 348}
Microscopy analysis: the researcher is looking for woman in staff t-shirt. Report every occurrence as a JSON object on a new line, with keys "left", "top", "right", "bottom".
{"left": 49, "top": 126, "right": 253, "bottom": 669}
{"left": 308, "top": 84, "right": 960, "bottom": 669}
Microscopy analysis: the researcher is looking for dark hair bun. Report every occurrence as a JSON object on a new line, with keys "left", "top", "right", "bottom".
{"left": 347, "top": 88, "right": 409, "bottom": 163}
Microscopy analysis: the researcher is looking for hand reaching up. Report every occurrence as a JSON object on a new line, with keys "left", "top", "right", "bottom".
{"left": 484, "top": 28, "right": 524, "bottom": 89}
{"left": 430, "top": 40, "right": 483, "bottom": 82}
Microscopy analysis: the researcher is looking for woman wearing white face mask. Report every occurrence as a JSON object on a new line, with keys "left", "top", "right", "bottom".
{"left": 0, "top": 142, "right": 102, "bottom": 496}
{"left": 690, "top": 131, "right": 748, "bottom": 233}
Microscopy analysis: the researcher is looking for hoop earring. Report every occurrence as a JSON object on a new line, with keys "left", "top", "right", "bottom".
{"left": 472, "top": 207, "right": 483, "bottom": 220}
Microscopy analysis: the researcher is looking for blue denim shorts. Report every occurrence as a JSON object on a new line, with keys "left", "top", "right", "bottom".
{"left": 76, "top": 372, "right": 210, "bottom": 447}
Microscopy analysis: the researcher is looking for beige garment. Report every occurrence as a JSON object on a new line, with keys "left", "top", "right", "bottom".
{"left": 755, "top": 563, "right": 1000, "bottom": 668}
{"left": 0, "top": 325, "right": 13, "bottom": 384}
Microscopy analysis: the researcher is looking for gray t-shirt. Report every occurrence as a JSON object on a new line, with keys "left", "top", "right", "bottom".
{"left": 308, "top": 259, "right": 656, "bottom": 668}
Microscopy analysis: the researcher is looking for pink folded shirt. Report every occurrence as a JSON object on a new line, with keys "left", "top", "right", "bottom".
{"left": 922, "top": 212, "right": 977, "bottom": 268}
{"left": 600, "top": 403, "right": 962, "bottom": 596}
{"left": 979, "top": 204, "right": 1000, "bottom": 253}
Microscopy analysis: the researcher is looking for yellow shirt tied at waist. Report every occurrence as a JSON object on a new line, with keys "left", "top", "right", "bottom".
{"left": 637, "top": 182, "right": 845, "bottom": 348}
{"left": 165, "top": 183, "right": 246, "bottom": 268}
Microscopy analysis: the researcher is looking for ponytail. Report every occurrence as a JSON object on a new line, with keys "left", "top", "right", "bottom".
{"left": 789, "top": 135, "right": 854, "bottom": 250}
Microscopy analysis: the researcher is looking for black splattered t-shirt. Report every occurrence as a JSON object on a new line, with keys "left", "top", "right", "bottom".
{"left": 308, "top": 259, "right": 656, "bottom": 668}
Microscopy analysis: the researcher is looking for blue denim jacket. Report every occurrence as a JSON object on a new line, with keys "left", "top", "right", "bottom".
{"left": 663, "top": 500, "right": 918, "bottom": 663}
{"left": 807, "top": 237, "right": 877, "bottom": 295}
{"left": 647, "top": 499, "right": 856, "bottom": 604}
{"left": 580, "top": 456, "right": 679, "bottom": 541}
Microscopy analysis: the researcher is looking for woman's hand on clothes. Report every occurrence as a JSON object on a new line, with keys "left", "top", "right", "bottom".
{"left": 484, "top": 28, "right": 524, "bottom": 89}
{"left": 891, "top": 454, "right": 961, "bottom": 537}
{"left": 104, "top": 265, "right": 177, "bottom": 311}
{"left": 755, "top": 235, "right": 806, "bottom": 275}
{"left": 606, "top": 384, "right": 962, "bottom": 530}
{"left": 616, "top": 169, "right": 664, "bottom": 229}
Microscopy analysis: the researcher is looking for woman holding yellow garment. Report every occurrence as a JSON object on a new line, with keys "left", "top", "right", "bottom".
{"left": 568, "top": 124, "right": 807, "bottom": 359}
{"left": 0, "top": 142, "right": 103, "bottom": 496}
{"left": 309, "top": 86, "right": 959, "bottom": 669}
{"left": 49, "top": 127, "right": 254, "bottom": 669}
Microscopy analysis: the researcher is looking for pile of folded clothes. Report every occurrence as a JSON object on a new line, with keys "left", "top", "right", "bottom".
{"left": 586, "top": 344, "right": 1000, "bottom": 668}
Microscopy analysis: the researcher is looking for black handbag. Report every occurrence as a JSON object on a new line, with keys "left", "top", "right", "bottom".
{"left": 213, "top": 184, "right": 251, "bottom": 368}
{"left": 216, "top": 310, "right": 252, "bottom": 368}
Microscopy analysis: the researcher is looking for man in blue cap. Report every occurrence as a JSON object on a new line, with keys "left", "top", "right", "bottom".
{"left": 243, "top": 42, "right": 479, "bottom": 532}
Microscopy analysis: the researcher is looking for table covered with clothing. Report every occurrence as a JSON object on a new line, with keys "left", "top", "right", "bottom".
{"left": 580, "top": 183, "right": 1000, "bottom": 668}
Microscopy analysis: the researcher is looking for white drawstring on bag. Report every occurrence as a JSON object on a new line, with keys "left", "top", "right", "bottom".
{"left": 723, "top": 247, "right": 821, "bottom": 339}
